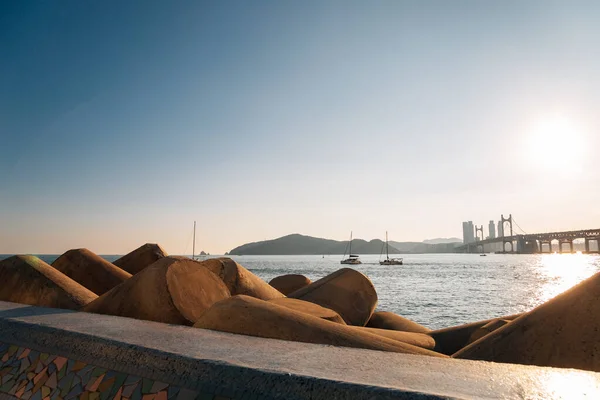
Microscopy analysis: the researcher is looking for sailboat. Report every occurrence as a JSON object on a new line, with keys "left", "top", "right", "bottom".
{"left": 341, "top": 231, "right": 362, "bottom": 265}
{"left": 192, "top": 221, "right": 207, "bottom": 260}
{"left": 379, "top": 231, "right": 403, "bottom": 265}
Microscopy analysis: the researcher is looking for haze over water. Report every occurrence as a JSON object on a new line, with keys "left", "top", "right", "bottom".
{"left": 15, "top": 252, "right": 599, "bottom": 330}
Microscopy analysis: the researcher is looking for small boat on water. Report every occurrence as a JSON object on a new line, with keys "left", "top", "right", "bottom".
{"left": 342, "top": 255, "right": 362, "bottom": 265}
{"left": 379, "top": 231, "right": 403, "bottom": 265}
{"left": 341, "top": 231, "right": 362, "bottom": 265}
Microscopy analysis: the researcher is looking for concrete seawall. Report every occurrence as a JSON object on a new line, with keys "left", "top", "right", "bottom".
{"left": 0, "top": 301, "right": 599, "bottom": 399}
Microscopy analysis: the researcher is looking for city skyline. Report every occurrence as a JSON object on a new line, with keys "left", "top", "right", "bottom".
{"left": 2, "top": 1, "right": 600, "bottom": 254}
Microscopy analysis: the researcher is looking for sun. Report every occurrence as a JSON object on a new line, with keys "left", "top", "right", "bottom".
{"left": 526, "top": 115, "right": 586, "bottom": 173}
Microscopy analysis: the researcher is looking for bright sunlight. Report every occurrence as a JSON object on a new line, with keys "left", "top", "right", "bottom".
{"left": 526, "top": 115, "right": 587, "bottom": 174}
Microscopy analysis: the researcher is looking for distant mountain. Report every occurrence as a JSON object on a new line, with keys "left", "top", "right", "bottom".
{"left": 386, "top": 241, "right": 423, "bottom": 252}
{"left": 228, "top": 234, "right": 401, "bottom": 255}
{"left": 422, "top": 238, "right": 463, "bottom": 244}
{"left": 395, "top": 242, "right": 462, "bottom": 254}
{"left": 382, "top": 240, "right": 463, "bottom": 254}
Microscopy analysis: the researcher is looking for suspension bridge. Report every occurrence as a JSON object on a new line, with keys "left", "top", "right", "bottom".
{"left": 456, "top": 214, "right": 600, "bottom": 254}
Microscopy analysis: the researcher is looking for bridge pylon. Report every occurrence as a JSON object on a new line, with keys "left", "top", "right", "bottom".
{"left": 500, "top": 214, "right": 514, "bottom": 253}
{"left": 475, "top": 225, "right": 484, "bottom": 241}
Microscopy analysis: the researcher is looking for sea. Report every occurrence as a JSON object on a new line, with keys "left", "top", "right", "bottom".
{"left": 2, "top": 252, "right": 598, "bottom": 330}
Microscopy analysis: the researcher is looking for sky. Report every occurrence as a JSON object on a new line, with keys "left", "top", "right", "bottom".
{"left": 1, "top": 1, "right": 600, "bottom": 255}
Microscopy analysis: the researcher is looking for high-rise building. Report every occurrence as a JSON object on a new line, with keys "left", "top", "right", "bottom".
{"left": 462, "top": 221, "right": 475, "bottom": 244}
{"left": 498, "top": 220, "right": 504, "bottom": 237}
{"left": 468, "top": 221, "right": 475, "bottom": 243}
{"left": 489, "top": 220, "right": 496, "bottom": 239}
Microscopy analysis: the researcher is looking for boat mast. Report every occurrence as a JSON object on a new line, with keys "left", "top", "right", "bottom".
{"left": 192, "top": 221, "right": 196, "bottom": 259}
{"left": 386, "top": 231, "right": 389, "bottom": 260}
{"left": 349, "top": 231, "right": 352, "bottom": 256}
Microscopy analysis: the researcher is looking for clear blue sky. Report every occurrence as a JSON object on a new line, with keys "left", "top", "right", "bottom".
{"left": 2, "top": 1, "right": 599, "bottom": 254}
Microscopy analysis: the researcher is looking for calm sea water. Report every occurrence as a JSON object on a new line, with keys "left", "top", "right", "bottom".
{"left": 227, "top": 253, "right": 600, "bottom": 329}
{"left": 3, "top": 253, "right": 598, "bottom": 330}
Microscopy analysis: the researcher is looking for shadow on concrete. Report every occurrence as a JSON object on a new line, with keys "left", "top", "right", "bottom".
{"left": 0, "top": 305, "right": 75, "bottom": 319}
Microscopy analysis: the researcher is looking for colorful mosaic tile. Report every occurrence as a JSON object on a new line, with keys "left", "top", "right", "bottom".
{"left": 0, "top": 341, "right": 237, "bottom": 400}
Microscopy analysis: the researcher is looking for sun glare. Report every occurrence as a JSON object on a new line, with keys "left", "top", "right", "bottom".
{"left": 537, "top": 253, "right": 597, "bottom": 304}
{"left": 537, "top": 369, "right": 600, "bottom": 399}
{"left": 526, "top": 115, "right": 586, "bottom": 174}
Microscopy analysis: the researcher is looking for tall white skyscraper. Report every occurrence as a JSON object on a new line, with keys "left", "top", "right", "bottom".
{"left": 498, "top": 220, "right": 504, "bottom": 237}
{"left": 462, "top": 221, "right": 475, "bottom": 243}
{"left": 489, "top": 220, "right": 496, "bottom": 239}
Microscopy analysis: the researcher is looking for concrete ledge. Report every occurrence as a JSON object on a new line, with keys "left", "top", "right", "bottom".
{"left": 1, "top": 301, "right": 600, "bottom": 399}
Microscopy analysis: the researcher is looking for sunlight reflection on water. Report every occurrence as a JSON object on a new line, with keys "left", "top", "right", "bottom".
{"left": 536, "top": 253, "right": 599, "bottom": 304}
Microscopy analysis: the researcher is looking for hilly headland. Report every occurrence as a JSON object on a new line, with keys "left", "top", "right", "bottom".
{"left": 228, "top": 234, "right": 462, "bottom": 255}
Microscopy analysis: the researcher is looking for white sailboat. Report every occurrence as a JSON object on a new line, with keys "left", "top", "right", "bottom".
{"left": 379, "top": 231, "right": 403, "bottom": 265}
{"left": 341, "top": 231, "right": 362, "bottom": 265}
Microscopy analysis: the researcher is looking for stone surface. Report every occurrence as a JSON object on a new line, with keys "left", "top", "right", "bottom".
{"left": 429, "top": 312, "right": 523, "bottom": 355}
{"left": 288, "top": 268, "right": 377, "bottom": 326}
{"left": 467, "top": 318, "right": 511, "bottom": 345}
{"left": 113, "top": 244, "right": 168, "bottom": 275}
{"left": 2, "top": 301, "right": 600, "bottom": 400}
{"left": 200, "top": 258, "right": 283, "bottom": 301}
{"left": 83, "top": 256, "right": 229, "bottom": 325}
{"left": 454, "top": 270, "right": 600, "bottom": 372}
{"left": 0, "top": 340, "right": 188, "bottom": 400}
{"left": 268, "top": 274, "right": 311, "bottom": 295}
{"left": 366, "top": 311, "right": 431, "bottom": 333}
{"left": 0, "top": 256, "right": 97, "bottom": 310}
{"left": 194, "top": 295, "right": 443, "bottom": 356}
{"left": 51, "top": 249, "right": 132, "bottom": 295}
{"left": 349, "top": 326, "right": 436, "bottom": 350}
{"left": 268, "top": 298, "right": 346, "bottom": 324}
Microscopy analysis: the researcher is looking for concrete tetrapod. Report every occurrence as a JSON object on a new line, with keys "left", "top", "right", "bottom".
{"left": 454, "top": 270, "right": 600, "bottom": 372}
{"left": 0, "top": 255, "right": 97, "bottom": 310}
{"left": 366, "top": 311, "right": 431, "bottom": 333}
{"left": 200, "top": 258, "right": 284, "bottom": 301}
{"left": 269, "top": 274, "right": 311, "bottom": 295}
{"left": 194, "top": 295, "right": 447, "bottom": 357}
{"left": 349, "top": 326, "right": 436, "bottom": 350}
{"left": 288, "top": 268, "right": 377, "bottom": 326}
{"left": 83, "top": 256, "right": 230, "bottom": 325}
{"left": 113, "top": 243, "right": 168, "bottom": 275}
{"left": 268, "top": 298, "right": 346, "bottom": 324}
{"left": 52, "top": 248, "right": 132, "bottom": 295}
{"left": 429, "top": 312, "right": 523, "bottom": 355}
{"left": 466, "top": 319, "right": 511, "bottom": 345}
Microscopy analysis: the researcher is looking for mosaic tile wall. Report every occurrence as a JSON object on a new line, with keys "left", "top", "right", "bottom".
{"left": 0, "top": 342, "right": 235, "bottom": 400}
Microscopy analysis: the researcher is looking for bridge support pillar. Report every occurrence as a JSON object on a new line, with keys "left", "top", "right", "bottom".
{"left": 559, "top": 240, "right": 574, "bottom": 254}
{"left": 585, "top": 239, "right": 590, "bottom": 254}
{"left": 548, "top": 241, "right": 553, "bottom": 253}
{"left": 590, "top": 238, "right": 600, "bottom": 253}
